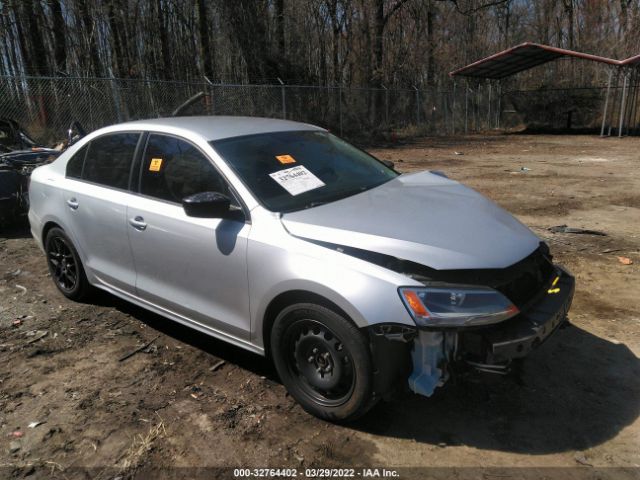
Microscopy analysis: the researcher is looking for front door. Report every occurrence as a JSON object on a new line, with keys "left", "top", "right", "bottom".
{"left": 127, "top": 133, "right": 251, "bottom": 340}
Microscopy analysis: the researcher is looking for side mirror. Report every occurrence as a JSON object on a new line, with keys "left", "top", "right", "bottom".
{"left": 67, "top": 121, "right": 86, "bottom": 147}
{"left": 182, "top": 191, "right": 233, "bottom": 218}
{"left": 381, "top": 159, "right": 395, "bottom": 169}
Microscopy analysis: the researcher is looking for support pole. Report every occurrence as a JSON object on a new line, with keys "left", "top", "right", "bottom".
{"left": 413, "top": 85, "right": 420, "bottom": 126}
{"left": 451, "top": 80, "right": 456, "bottom": 134}
{"left": 608, "top": 70, "right": 620, "bottom": 136}
{"left": 487, "top": 82, "right": 492, "bottom": 129}
{"left": 496, "top": 82, "right": 501, "bottom": 129}
{"left": 624, "top": 69, "right": 638, "bottom": 136}
{"left": 474, "top": 86, "right": 479, "bottom": 132}
{"left": 277, "top": 77, "right": 286, "bottom": 119}
{"left": 619, "top": 70, "right": 629, "bottom": 137}
{"left": 633, "top": 68, "right": 640, "bottom": 135}
{"left": 600, "top": 68, "right": 613, "bottom": 137}
{"left": 381, "top": 84, "right": 389, "bottom": 128}
{"left": 464, "top": 84, "right": 469, "bottom": 134}
{"left": 203, "top": 75, "right": 216, "bottom": 115}
{"left": 339, "top": 86, "right": 343, "bottom": 137}
{"left": 443, "top": 94, "right": 448, "bottom": 132}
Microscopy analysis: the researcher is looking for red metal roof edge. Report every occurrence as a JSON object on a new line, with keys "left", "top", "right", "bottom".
{"left": 620, "top": 54, "right": 640, "bottom": 66}
{"left": 449, "top": 42, "right": 622, "bottom": 78}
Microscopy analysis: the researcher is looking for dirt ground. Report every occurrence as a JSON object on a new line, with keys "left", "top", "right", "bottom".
{"left": 1, "top": 134, "right": 639, "bottom": 479}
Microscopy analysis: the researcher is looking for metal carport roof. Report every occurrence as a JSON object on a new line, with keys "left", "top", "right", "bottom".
{"left": 450, "top": 42, "right": 619, "bottom": 79}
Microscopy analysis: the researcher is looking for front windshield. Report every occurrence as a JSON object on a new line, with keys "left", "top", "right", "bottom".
{"left": 210, "top": 131, "right": 398, "bottom": 212}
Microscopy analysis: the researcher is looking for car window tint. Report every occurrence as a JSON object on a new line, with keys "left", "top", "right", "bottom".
{"left": 66, "top": 145, "right": 88, "bottom": 179}
{"left": 83, "top": 133, "right": 140, "bottom": 189}
{"left": 140, "top": 134, "right": 232, "bottom": 204}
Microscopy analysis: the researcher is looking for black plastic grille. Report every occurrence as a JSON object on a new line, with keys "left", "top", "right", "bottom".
{"left": 494, "top": 249, "right": 555, "bottom": 309}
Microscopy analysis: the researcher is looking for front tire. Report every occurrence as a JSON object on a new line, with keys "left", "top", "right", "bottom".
{"left": 270, "top": 303, "right": 376, "bottom": 421}
{"left": 44, "top": 227, "right": 91, "bottom": 301}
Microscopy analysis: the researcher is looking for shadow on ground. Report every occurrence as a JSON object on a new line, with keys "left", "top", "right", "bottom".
{"left": 86, "top": 291, "right": 640, "bottom": 455}
{"left": 354, "top": 324, "right": 640, "bottom": 454}
{"left": 91, "top": 290, "right": 277, "bottom": 380}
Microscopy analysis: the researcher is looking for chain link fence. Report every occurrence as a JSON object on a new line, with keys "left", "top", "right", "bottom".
{"left": 2, "top": 75, "right": 630, "bottom": 145}
{"left": 0, "top": 75, "right": 507, "bottom": 145}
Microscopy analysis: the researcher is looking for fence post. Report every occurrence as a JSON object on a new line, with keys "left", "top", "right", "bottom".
{"left": 277, "top": 77, "right": 286, "bottom": 119}
{"left": 413, "top": 85, "right": 420, "bottom": 126}
{"left": 496, "top": 82, "right": 501, "bottom": 129}
{"left": 381, "top": 84, "right": 389, "bottom": 128}
{"left": 452, "top": 80, "right": 456, "bottom": 134}
{"left": 110, "top": 79, "right": 124, "bottom": 123}
{"left": 464, "top": 84, "right": 469, "bottom": 134}
{"left": 600, "top": 68, "right": 614, "bottom": 136}
{"left": 339, "top": 86, "right": 343, "bottom": 136}
{"left": 624, "top": 69, "right": 638, "bottom": 136}
{"left": 487, "top": 82, "right": 492, "bottom": 129}
{"left": 204, "top": 76, "right": 216, "bottom": 115}
{"left": 443, "top": 94, "right": 448, "bottom": 134}
{"left": 619, "top": 70, "right": 629, "bottom": 137}
{"left": 474, "top": 87, "right": 479, "bottom": 131}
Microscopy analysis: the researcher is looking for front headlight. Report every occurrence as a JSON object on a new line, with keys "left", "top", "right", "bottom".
{"left": 399, "top": 285, "right": 519, "bottom": 328}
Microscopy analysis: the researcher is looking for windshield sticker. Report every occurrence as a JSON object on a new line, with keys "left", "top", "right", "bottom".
{"left": 149, "top": 158, "right": 163, "bottom": 172}
{"left": 276, "top": 154, "right": 296, "bottom": 164}
{"left": 269, "top": 165, "right": 325, "bottom": 196}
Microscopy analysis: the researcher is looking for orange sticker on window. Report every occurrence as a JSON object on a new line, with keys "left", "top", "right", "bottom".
{"left": 276, "top": 154, "right": 296, "bottom": 164}
{"left": 149, "top": 158, "right": 163, "bottom": 172}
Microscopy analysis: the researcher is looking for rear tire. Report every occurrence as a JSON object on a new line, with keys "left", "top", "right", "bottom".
{"left": 270, "top": 303, "right": 377, "bottom": 421}
{"left": 44, "top": 227, "right": 91, "bottom": 301}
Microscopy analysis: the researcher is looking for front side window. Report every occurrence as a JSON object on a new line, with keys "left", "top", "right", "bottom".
{"left": 83, "top": 133, "right": 140, "bottom": 189}
{"left": 140, "top": 134, "right": 233, "bottom": 204}
{"left": 210, "top": 131, "right": 397, "bottom": 212}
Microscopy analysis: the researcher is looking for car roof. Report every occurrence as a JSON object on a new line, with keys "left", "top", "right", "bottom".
{"left": 112, "top": 116, "right": 325, "bottom": 141}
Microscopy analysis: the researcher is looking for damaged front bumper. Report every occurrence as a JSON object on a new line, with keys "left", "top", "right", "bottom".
{"left": 369, "top": 267, "right": 575, "bottom": 399}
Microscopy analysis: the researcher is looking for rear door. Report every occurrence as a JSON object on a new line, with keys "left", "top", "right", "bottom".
{"left": 61, "top": 132, "right": 142, "bottom": 294}
{"left": 127, "top": 133, "right": 251, "bottom": 340}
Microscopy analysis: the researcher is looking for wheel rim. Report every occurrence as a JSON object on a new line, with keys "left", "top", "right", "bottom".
{"left": 47, "top": 236, "right": 78, "bottom": 292}
{"left": 283, "top": 319, "right": 355, "bottom": 407}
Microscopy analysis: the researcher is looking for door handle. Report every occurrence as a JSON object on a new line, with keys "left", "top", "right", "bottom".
{"left": 66, "top": 198, "right": 79, "bottom": 210}
{"left": 129, "top": 216, "right": 147, "bottom": 231}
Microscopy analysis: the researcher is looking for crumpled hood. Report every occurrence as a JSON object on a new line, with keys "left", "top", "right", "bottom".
{"left": 281, "top": 171, "right": 540, "bottom": 270}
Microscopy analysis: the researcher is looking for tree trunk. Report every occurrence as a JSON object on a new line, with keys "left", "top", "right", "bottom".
{"left": 156, "top": 0, "right": 173, "bottom": 79}
{"left": 427, "top": 0, "right": 435, "bottom": 86}
{"left": 51, "top": 0, "right": 67, "bottom": 73}
{"left": 77, "top": 0, "right": 103, "bottom": 77}
{"left": 196, "top": 0, "right": 215, "bottom": 79}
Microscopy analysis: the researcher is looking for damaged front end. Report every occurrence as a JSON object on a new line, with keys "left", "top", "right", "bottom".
{"left": 368, "top": 245, "right": 575, "bottom": 400}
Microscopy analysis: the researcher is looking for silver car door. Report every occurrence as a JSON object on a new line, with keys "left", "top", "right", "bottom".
{"left": 127, "top": 133, "right": 251, "bottom": 340}
{"left": 60, "top": 132, "right": 141, "bottom": 294}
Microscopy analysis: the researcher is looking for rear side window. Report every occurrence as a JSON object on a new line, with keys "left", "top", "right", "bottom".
{"left": 83, "top": 133, "right": 140, "bottom": 190}
{"left": 66, "top": 145, "right": 88, "bottom": 179}
{"left": 139, "top": 134, "right": 233, "bottom": 204}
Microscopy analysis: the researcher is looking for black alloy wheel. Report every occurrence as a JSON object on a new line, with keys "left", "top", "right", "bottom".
{"left": 45, "top": 227, "right": 91, "bottom": 300}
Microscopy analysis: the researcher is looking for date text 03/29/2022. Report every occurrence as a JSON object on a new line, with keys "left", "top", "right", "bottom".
{"left": 233, "top": 468, "right": 400, "bottom": 478}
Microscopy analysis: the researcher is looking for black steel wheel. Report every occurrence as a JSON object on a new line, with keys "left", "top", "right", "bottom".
{"left": 271, "top": 303, "right": 376, "bottom": 421}
{"left": 45, "top": 227, "right": 91, "bottom": 300}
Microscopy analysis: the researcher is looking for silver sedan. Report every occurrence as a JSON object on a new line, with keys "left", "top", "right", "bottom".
{"left": 28, "top": 117, "right": 574, "bottom": 421}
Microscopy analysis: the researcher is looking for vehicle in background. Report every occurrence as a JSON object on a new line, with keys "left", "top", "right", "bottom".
{"left": 0, "top": 120, "right": 85, "bottom": 225}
